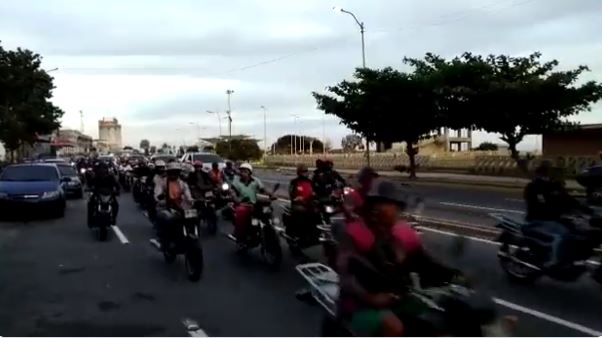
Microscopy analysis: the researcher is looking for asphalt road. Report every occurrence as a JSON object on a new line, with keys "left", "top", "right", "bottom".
{"left": 1, "top": 191, "right": 601, "bottom": 336}
{"left": 256, "top": 168, "right": 527, "bottom": 227}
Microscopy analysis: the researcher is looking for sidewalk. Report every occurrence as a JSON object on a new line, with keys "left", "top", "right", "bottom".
{"left": 273, "top": 166, "right": 584, "bottom": 193}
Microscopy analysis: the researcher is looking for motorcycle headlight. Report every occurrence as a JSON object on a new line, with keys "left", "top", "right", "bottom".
{"left": 272, "top": 217, "right": 281, "bottom": 225}
{"left": 80, "top": 168, "right": 86, "bottom": 174}
{"left": 325, "top": 205, "right": 335, "bottom": 214}
{"left": 221, "top": 183, "right": 230, "bottom": 191}
{"left": 251, "top": 219, "right": 259, "bottom": 226}
{"left": 42, "top": 191, "right": 60, "bottom": 199}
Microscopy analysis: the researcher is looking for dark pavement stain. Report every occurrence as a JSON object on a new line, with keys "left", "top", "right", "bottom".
{"left": 97, "top": 300, "right": 121, "bottom": 312}
{"left": 58, "top": 266, "right": 86, "bottom": 275}
{"left": 131, "top": 291, "right": 156, "bottom": 302}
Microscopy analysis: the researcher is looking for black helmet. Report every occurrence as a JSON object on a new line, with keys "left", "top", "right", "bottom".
{"left": 366, "top": 179, "right": 407, "bottom": 208}
{"left": 357, "top": 166, "right": 379, "bottom": 183}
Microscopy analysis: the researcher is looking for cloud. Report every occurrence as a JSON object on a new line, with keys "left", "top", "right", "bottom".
{"left": 2, "top": 0, "right": 601, "bottom": 150}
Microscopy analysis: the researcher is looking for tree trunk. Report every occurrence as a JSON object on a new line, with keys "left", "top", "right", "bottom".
{"left": 406, "top": 144, "right": 418, "bottom": 179}
{"left": 508, "top": 141, "right": 529, "bottom": 176}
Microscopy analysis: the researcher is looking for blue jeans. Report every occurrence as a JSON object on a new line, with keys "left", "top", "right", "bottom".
{"left": 523, "top": 220, "right": 569, "bottom": 268}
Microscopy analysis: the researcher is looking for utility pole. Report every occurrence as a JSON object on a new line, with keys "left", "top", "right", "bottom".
{"left": 226, "top": 90, "right": 234, "bottom": 152}
{"left": 261, "top": 106, "right": 267, "bottom": 156}
{"left": 79, "top": 110, "right": 84, "bottom": 133}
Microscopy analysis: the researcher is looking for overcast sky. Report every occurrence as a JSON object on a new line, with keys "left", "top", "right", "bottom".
{"left": 1, "top": 0, "right": 601, "bottom": 151}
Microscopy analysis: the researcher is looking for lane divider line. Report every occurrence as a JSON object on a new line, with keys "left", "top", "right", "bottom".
{"left": 439, "top": 201, "right": 525, "bottom": 214}
{"left": 182, "top": 318, "right": 208, "bottom": 337}
{"left": 111, "top": 225, "right": 130, "bottom": 244}
{"left": 418, "top": 226, "right": 600, "bottom": 266}
{"left": 492, "top": 297, "right": 602, "bottom": 337}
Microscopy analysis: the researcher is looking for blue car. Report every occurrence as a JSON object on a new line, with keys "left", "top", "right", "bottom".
{"left": 0, "top": 163, "right": 67, "bottom": 218}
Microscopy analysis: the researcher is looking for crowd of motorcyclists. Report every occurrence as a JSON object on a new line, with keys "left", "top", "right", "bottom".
{"left": 68, "top": 151, "right": 602, "bottom": 336}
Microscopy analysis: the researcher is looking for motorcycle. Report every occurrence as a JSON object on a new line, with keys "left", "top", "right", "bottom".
{"left": 193, "top": 188, "right": 220, "bottom": 235}
{"left": 90, "top": 192, "right": 114, "bottom": 241}
{"left": 492, "top": 212, "right": 602, "bottom": 285}
{"left": 296, "top": 262, "right": 513, "bottom": 337}
{"left": 226, "top": 183, "right": 282, "bottom": 269}
{"left": 216, "top": 182, "right": 234, "bottom": 221}
{"left": 576, "top": 165, "right": 602, "bottom": 206}
{"left": 279, "top": 187, "right": 348, "bottom": 263}
{"left": 150, "top": 206, "right": 204, "bottom": 282}
{"left": 120, "top": 165, "right": 133, "bottom": 192}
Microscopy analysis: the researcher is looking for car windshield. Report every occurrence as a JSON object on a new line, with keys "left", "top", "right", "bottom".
{"left": 0, "top": 166, "right": 58, "bottom": 182}
{"left": 153, "top": 156, "right": 176, "bottom": 163}
{"left": 57, "top": 165, "right": 77, "bottom": 177}
{"left": 192, "top": 154, "right": 222, "bottom": 163}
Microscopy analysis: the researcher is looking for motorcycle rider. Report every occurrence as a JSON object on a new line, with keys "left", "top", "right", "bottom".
{"left": 223, "top": 160, "right": 237, "bottom": 182}
{"left": 524, "top": 161, "right": 593, "bottom": 268}
{"left": 313, "top": 159, "right": 346, "bottom": 201}
{"left": 154, "top": 162, "right": 194, "bottom": 248}
{"left": 287, "top": 164, "right": 319, "bottom": 248}
{"left": 209, "top": 162, "right": 224, "bottom": 187}
{"left": 346, "top": 167, "right": 380, "bottom": 217}
{"left": 87, "top": 161, "right": 120, "bottom": 227}
{"left": 231, "top": 163, "right": 274, "bottom": 246}
{"left": 337, "top": 179, "right": 458, "bottom": 336}
{"left": 153, "top": 160, "right": 167, "bottom": 189}
{"left": 187, "top": 160, "right": 213, "bottom": 198}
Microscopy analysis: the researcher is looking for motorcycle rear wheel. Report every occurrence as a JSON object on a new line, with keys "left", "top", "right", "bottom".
{"left": 498, "top": 243, "right": 541, "bottom": 283}
{"left": 185, "top": 243, "right": 204, "bottom": 281}
{"left": 98, "top": 225, "right": 108, "bottom": 241}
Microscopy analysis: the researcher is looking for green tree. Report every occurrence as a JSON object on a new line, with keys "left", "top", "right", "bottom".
{"left": 216, "top": 137, "right": 263, "bottom": 161}
{"left": 270, "top": 135, "right": 324, "bottom": 155}
{"left": 314, "top": 67, "right": 438, "bottom": 178}
{"left": 474, "top": 142, "right": 499, "bottom": 151}
{"left": 408, "top": 52, "right": 602, "bottom": 172}
{"left": 139, "top": 139, "right": 150, "bottom": 155}
{"left": 341, "top": 134, "right": 363, "bottom": 152}
{"left": 0, "top": 43, "right": 64, "bottom": 161}
{"left": 149, "top": 145, "right": 157, "bottom": 154}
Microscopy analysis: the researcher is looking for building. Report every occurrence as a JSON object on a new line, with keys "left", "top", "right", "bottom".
{"left": 391, "top": 128, "right": 472, "bottom": 155}
{"left": 543, "top": 123, "right": 602, "bottom": 157}
{"left": 98, "top": 118, "right": 122, "bottom": 151}
{"left": 56, "top": 129, "right": 93, "bottom": 155}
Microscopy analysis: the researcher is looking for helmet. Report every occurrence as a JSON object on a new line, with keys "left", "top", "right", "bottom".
{"left": 296, "top": 163, "right": 308, "bottom": 175}
{"left": 193, "top": 160, "right": 203, "bottom": 167}
{"left": 166, "top": 162, "right": 181, "bottom": 172}
{"left": 155, "top": 160, "right": 166, "bottom": 167}
{"left": 357, "top": 166, "right": 379, "bottom": 183}
{"left": 239, "top": 163, "right": 253, "bottom": 173}
{"left": 366, "top": 179, "right": 407, "bottom": 208}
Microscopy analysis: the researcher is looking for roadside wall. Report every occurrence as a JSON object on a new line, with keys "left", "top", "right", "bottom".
{"left": 264, "top": 153, "right": 601, "bottom": 177}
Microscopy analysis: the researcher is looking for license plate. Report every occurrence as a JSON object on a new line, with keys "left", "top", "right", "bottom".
{"left": 205, "top": 191, "right": 214, "bottom": 198}
{"left": 184, "top": 209, "right": 198, "bottom": 219}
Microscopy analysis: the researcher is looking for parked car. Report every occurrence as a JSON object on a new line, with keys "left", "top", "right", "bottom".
{"left": 56, "top": 163, "right": 84, "bottom": 198}
{"left": 180, "top": 152, "right": 225, "bottom": 172}
{"left": 0, "top": 163, "right": 67, "bottom": 218}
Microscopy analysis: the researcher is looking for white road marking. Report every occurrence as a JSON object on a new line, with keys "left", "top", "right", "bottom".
{"left": 439, "top": 201, "right": 525, "bottom": 214}
{"left": 492, "top": 297, "right": 602, "bottom": 337}
{"left": 505, "top": 198, "right": 524, "bottom": 203}
{"left": 418, "top": 226, "right": 600, "bottom": 266}
{"left": 182, "top": 318, "right": 208, "bottom": 337}
{"left": 111, "top": 225, "right": 130, "bottom": 244}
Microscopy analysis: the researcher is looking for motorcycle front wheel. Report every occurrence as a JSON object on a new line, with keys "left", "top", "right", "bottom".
{"left": 262, "top": 226, "right": 282, "bottom": 270}
{"left": 185, "top": 242, "right": 204, "bottom": 281}
{"left": 98, "top": 224, "right": 108, "bottom": 241}
{"left": 498, "top": 243, "right": 541, "bottom": 283}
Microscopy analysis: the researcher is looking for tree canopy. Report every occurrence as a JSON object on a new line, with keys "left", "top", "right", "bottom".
{"left": 216, "top": 137, "right": 262, "bottom": 161}
{"left": 314, "top": 52, "right": 602, "bottom": 177}
{"left": 271, "top": 135, "right": 324, "bottom": 155}
{"left": 139, "top": 139, "right": 150, "bottom": 154}
{"left": 474, "top": 142, "right": 499, "bottom": 151}
{"left": 0, "top": 42, "right": 64, "bottom": 160}
{"left": 341, "top": 134, "right": 363, "bottom": 152}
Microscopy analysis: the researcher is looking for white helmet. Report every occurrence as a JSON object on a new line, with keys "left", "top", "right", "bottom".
{"left": 166, "top": 162, "right": 181, "bottom": 172}
{"left": 239, "top": 162, "right": 253, "bottom": 173}
{"left": 155, "top": 160, "right": 166, "bottom": 167}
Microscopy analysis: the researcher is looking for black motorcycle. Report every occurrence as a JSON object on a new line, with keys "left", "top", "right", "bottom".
{"left": 90, "top": 193, "right": 114, "bottom": 241}
{"left": 194, "top": 190, "right": 218, "bottom": 235}
{"left": 226, "top": 184, "right": 282, "bottom": 269}
{"left": 151, "top": 207, "right": 204, "bottom": 281}
{"left": 576, "top": 165, "right": 602, "bottom": 206}
{"left": 296, "top": 262, "right": 512, "bottom": 337}
{"left": 493, "top": 212, "right": 602, "bottom": 285}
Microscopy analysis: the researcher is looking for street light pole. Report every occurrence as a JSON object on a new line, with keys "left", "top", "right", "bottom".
{"left": 335, "top": 7, "right": 370, "bottom": 165}
{"left": 226, "top": 90, "right": 234, "bottom": 152}
{"left": 291, "top": 114, "right": 300, "bottom": 155}
{"left": 260, "top": 106, "right": 267, "bottom": 155}
{"left": 207, "top": 110, "right": 222, "bottom": 136}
